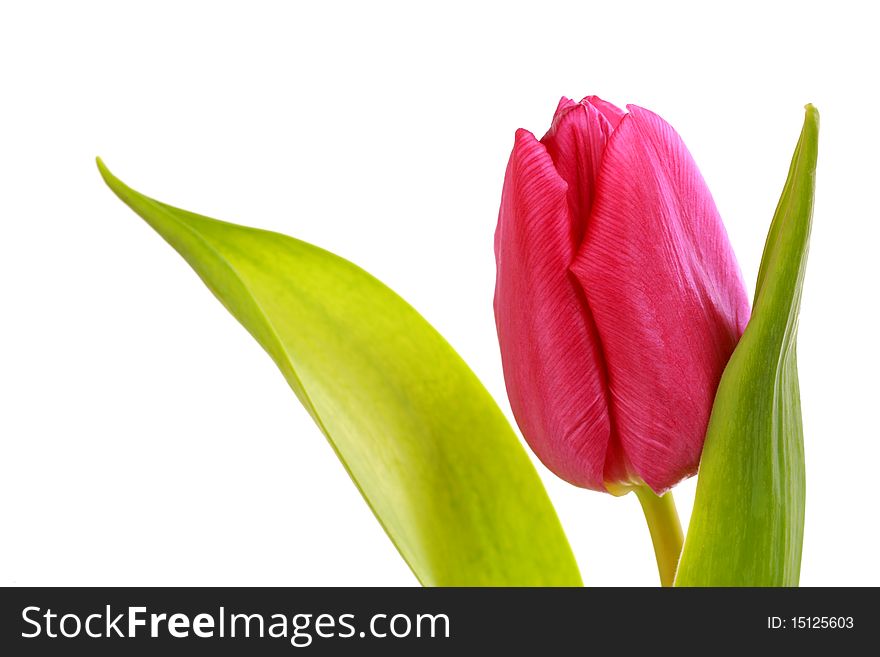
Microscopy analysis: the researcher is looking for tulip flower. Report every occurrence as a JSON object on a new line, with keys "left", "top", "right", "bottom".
{"left": 494, "top": 96, "right": 750, "bottom": 496}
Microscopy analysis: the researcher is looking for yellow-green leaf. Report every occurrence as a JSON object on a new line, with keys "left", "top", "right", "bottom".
{"left": 97, "top": 159, "right": 581, "bottom": 586}
{"left": 675, "top": 106, "right": 818, "bottom": 586}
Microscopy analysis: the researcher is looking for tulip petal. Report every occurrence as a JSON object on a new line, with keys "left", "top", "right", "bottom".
{"left": 541, "top": 98, "right": 614, "bottom": 244}
{"left": 571, "top": 106, "right": 750, "bottom": 493}
{"left": 495, "top": 130, "right": 611, "bottom": 491}
{"left": 584, "top": 96, "right": 626, "bottom": 130}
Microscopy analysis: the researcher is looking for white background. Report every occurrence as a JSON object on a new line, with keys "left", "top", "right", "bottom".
{"left": 1, "top": 0, "right": 877, "bottom": 586}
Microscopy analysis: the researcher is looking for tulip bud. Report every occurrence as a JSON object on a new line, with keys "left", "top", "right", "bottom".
{"left": 494, "top": 96, "right": 749, "bottom": 494}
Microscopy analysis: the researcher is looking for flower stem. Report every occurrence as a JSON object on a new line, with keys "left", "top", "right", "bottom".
{"left": 634, "top": 485, "right": 683, "bottom": 587}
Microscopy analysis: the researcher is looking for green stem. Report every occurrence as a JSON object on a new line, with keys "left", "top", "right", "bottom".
{"left": 634, "top": 485, "right": 683, "bottom": 587}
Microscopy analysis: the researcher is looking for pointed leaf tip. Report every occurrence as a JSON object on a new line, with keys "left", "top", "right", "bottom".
{"left": 96, "top": 156, "right": 112, "bottom": 184}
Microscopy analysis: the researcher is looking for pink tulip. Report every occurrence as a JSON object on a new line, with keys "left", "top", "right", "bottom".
{"left": 494, "top": 96, "right": 750, "bottom": 494}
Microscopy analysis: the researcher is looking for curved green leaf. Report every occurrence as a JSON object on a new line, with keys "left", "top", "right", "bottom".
{"left": 675, "top": 106, "right": 818, "bottom": 586}
{"left": 97, "top": 159, "right": 581, "bottom": 586}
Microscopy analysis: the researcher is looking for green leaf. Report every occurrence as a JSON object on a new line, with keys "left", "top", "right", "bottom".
{"left": 675, "top": 106, "right": 819, "bottom": 586}
{"left": 97, "top": 159, "right": 581, "bottom": 587}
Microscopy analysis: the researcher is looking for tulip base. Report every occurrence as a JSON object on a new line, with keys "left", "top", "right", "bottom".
{"left": 634, "top": 486, "right": 683, "bottom": 587}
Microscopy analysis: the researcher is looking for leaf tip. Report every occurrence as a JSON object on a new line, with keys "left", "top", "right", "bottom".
{"left": 96, "top": 158, "right": 140, "bottom": 209}
{"left": 802, "top": 104, "right": 820, "bottom": 143}
{"left": 96, "top": 156, "right": 120, "bottom": 192}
